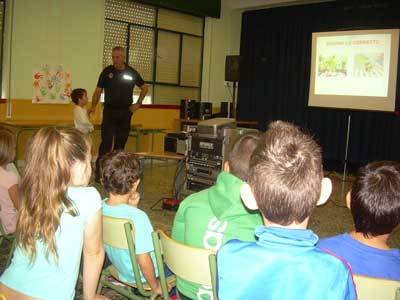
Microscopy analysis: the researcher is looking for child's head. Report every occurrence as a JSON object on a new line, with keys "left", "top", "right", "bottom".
{"left": 241, "top": 121, "right": 331, "bottom": 226}
{"left": 0, "top": 127, "right": 16, "bottom": 166}
{"left": 17, "top": 127, "right": 91, "bottom": 260}
{"left": 226, "top": 132, "right": 260, "bottom": 181}
{"left": 100, "top": 150, "right": 140, "bottom": 196}
{"left": 349, "top": 161, "right": 400, "bottom": 237}
{"left": 71, "top": 88, "right": 88, "bottom": 106}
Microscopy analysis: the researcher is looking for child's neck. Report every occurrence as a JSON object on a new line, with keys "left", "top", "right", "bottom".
{"left": 106, "top": 193, "right": 129, "bottom": 206}
{"left": 349, "top": 230, "right": 391, "bottom": 250}
{"left": 263, "top": 217, "right": 309, "bottom": 230}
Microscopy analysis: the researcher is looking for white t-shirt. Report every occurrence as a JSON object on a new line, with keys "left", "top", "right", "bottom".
{"left": 74, "top": 106, "right": 94, "bottom": 134}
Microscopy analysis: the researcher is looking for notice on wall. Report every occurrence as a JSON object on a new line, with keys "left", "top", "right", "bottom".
{"left": 32, "top": 65, "right": 71, "bottom": 104}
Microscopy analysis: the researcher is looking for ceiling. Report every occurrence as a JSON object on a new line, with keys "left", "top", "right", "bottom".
{"left": 221, "top": 0, "right": 330, "bottom": 10}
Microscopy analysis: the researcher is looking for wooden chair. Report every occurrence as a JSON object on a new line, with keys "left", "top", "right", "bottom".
{"left": 354, "top": 274, "right": 400, "bottom": 300}
{"left": 0, "top": 219, "right": 16, "bottom": 268}
{"left": 151, "top": 230, "right": 217, "bottom": 300}
{"left": 97, "top": 216, "right": 168, "bottom": 300}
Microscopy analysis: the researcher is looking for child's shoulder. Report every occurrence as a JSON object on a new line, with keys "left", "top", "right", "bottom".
{"left": 67, "top": 186, "right": 101, "bottom": 206}
{"left": 0, "top": 166, "right": 19, "bottom": 186}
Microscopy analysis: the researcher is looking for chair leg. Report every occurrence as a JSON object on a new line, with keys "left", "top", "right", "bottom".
{"left": 96, "top": 272, "right": 106, "bottom": 294}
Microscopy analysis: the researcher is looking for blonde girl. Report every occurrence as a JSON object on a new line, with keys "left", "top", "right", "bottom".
{"left": 0, "top": 127, "right": 106, "bottom": 300}
{"left": 0, "top": 128, "right": 19, "bottom": 234}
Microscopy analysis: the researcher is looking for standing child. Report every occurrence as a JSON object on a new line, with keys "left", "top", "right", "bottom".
{"left": 319, "top": 161, "right": 400, "bottom": 280}
{"left": 101, "top": 150, "right": 167, "bottom": 296}
{"left": 217, "top": 121, "right": 357, "bottom": 300}
{"left": 0, "top": 127, "right": 106, "bottom": 300}
{"left": 0, "top": 128, "right": 19, "bottom": 234}
{"left": 72, "top": 88, "right": 94, "bottom": 134}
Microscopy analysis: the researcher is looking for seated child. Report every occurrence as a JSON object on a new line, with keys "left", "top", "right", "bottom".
{"left": 71, "top": 88, "right": 94, "bottom": 134}
{"left": 0, "top": 128, "right": 19, "bottom": 234}
{"left": 217, "top": 121, "right": 356, "bottom": 300}
{"left": 100, "top": 150, "right": 163, "bottom": 295}
{"left": 319, "top": 161, "right": 400, "bottom": 280}
{"left": 172, "top": 132, "right": 263, "bottom": 300}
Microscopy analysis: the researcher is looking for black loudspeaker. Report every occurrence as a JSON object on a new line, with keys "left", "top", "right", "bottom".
{"left": 225, "top": 55, "right": 241, "bottom": 82}
{"left": 180, "top": 99, "right": 188, "bottom": 119}
{"left": 220, "top": 102, "right": 234, "bottom": 118}
{"left": 199, "top": 102, "right": 212, "bottom": 120}
{"left": 188, "top": 100, "right": 199, "bottom": 119}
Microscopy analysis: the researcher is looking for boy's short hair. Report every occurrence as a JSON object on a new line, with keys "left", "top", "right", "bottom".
{"left": 227, "top": 132, "right": 260, "bottom": 181}
{"left": 0, "top": 127, "right": 15, "bottom": 165}
{"left": 351, "top": 161, "right": 400, "bottom": 237}
{"left": 249, "top": 121, "right": 323, "bottom": 225}
{"left": 70, "top": 88, "right": 86, "bottom": 105}
{"left": 100, "top": 150, "right": 140, "bottom": 195}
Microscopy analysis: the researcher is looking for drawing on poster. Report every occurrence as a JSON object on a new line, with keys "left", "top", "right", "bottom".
{"left": 33, "top": 65, "right": 71, "bottom": 104}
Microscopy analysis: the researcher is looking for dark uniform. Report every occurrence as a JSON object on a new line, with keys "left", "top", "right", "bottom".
{"left": 95, "top": 64, "right": 144, "bottom": 179}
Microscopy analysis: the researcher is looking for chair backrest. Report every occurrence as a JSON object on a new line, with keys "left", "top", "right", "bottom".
{"left": 102, "top": 215, "right": 150, "bottom": 292}
{"left": 102, "top": 215, "right": 135, "bottom": 250}
{"left": 152, "top": 230, "right": 217, "bottom": 300}
{"left": 354, "top": 274, "right": 400, "bottom": 300}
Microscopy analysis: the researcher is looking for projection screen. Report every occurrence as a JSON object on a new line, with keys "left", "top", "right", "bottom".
{"left": 308, "top": 29, "right": 399, "bottom": 112}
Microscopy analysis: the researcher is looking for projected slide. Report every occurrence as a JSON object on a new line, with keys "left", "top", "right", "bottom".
{"left": 315, "top": 34, "right": 390, "bottom": 97}
{"left": 309, "top": 29, "right": 399, "bottom": 112}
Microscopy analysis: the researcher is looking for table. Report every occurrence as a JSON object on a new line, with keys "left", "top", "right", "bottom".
{"left": 129, "top": 127, "right": 166, "bottom": 152}
{"left": 0, "top": 121, "right": 166, "bottom": 159}
{"left": 178, "top": 119, "right": 259, "bottom": 130}
{"left": 136, "top": 151, "right": 186, "bottom": 201}
{"left": 0, "top": 121, "right": 74, "bottom": 160}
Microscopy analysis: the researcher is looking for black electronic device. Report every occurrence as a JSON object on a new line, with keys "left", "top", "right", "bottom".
{"left": 164, "top": 132, "right": 188, "bottom": 155}
{"left": 220, "top": 102, "right": 233, "bottom": 118}
{"left": 199, "top": 102, "right": 212, "bottom": 120}
{"left": 180, "top": 99, "right": 188, "bottom": 119}
{"left": 225, "top": 55, "right": 241, "bottom": 82}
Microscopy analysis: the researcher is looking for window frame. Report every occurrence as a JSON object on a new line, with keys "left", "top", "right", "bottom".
{"left": 103, "top": 1, "right": 205, "bottom": 105}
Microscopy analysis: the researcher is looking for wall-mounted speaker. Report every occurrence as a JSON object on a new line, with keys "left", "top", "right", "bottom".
{"left": 225, "top": 55, "right": 241, "bottom": 82}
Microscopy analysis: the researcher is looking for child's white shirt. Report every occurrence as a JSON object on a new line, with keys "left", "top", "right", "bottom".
{"left": 74, "top": 106, "right": 94, "bottom": 134}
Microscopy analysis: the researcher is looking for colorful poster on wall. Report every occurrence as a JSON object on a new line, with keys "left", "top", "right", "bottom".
{"left": 32, "top": 65, "right": 71, "bottom": 104}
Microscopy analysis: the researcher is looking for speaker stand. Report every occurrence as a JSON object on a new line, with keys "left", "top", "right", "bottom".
{"left": 232, "top": 81, "right": 237, "bottom": 119}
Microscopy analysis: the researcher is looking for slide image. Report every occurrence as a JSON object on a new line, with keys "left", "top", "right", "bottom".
{"left": 354, "top": 53, "right": 384, "bottom": 77}
{"left": 318, "top": 55, "right": 348, "bottom": 77}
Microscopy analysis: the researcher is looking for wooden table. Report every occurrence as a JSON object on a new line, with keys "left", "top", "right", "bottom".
{"left": 136, "top": 151, "right": 186, "bottom": 201}
{"left": 178, "top": 119, "right": 259, "bottom": 130}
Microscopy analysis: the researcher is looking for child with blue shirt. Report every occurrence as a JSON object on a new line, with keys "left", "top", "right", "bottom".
{"left": 100, "top": 150, "right": 165, "bottom": 296}
{"left": 319, "top": 161, "right": 400, "bottom": 280}
{"left": 0, "top": 127, "right": 105, "bottom": 300}
{"left": 217, "top": 121, "right": 357, "bottom": 300}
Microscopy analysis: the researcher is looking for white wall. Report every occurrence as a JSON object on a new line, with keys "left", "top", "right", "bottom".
{"left": 2, "top": 0, "right": 243, "bottom": 109}
{"left": 201, "top": 5, "right": 243, "bottom": 106}
{"left": 2, "top": 0, "right": 104, "bottom": 100}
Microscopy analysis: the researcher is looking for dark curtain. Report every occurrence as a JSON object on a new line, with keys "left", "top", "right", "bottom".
{"left": 238, "top": 0, "right": 400, "bottom": 172}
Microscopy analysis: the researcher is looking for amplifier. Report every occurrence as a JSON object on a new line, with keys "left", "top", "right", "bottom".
{"left": 164, "top": 133, "right": 188, "bottom": 155}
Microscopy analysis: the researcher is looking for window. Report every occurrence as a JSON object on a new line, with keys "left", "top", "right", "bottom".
{"left": 103, "top": 0, "right": 204, "bottom": 105}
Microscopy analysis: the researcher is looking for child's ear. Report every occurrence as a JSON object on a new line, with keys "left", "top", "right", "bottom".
{"left": 240, "top": 183, "right": 259, "bottom": 210}
{"left": 132, "top": 179, "right": 140, "bottom": 191}
{"left": 223, "top": 161, "right": 230, "bottom": 173}
{"left": 346, "top": 191, "right": 351, "bottom": 209}
{"left": 317, "top": 177, "right": 332, "bottom": 206}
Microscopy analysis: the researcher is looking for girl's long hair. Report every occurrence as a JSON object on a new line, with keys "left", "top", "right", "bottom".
{"left": 16, "top": 127, "right": 90, "bottom": 262}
